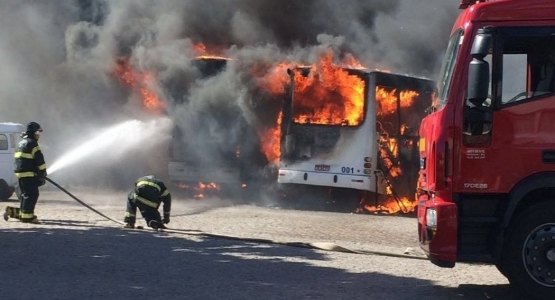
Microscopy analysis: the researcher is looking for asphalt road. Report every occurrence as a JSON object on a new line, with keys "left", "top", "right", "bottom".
{"left": 0, "top": 188, "right": 518, "bottom": 300}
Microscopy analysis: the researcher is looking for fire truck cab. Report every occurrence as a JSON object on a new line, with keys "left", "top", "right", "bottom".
{"left": 0, "top": 122, "right": 24, "bottom": 200}
{"left": 417, "top": 0, "right": 555, "bottom": 298}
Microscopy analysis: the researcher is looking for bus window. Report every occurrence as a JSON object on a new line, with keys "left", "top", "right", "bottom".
{"left": 0, "top": 134, "right": 8, "bottom": 150}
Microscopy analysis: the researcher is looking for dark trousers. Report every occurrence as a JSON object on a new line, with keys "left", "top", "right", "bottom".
{"left": 19, "top": 178, "right": 40, "bottom": 219}
{"left": 126, "top": 192, "right": 162, "bottom": 228}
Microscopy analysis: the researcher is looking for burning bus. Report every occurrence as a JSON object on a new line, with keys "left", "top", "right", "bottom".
{"left": 278, "top": 60, "right": 435, "bottom": 212}
{"left": 168, "top": 56, "right": 269, "bottom": 197}
{"left": 114, "top": 53, "right": 279, "bottom": 199}
{"left": 113, "top": 50, "right": 435, "bottom": 207}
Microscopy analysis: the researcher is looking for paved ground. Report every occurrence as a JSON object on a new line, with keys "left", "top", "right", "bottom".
{"left": 0, "top": 187, "right": 518, "bottom": 300}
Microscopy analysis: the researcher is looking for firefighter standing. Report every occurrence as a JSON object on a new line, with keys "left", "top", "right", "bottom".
{"left": 3, "top": 122, "right": 47, "bottom": 223}
{"left": 124, "top": 175, "right": 171, "bottom": 229}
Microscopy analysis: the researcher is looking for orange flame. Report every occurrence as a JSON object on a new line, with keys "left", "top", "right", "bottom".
{"left": 359, "top": 86, "right": 422, "bottom": 214}
{"left": 193, "top": 42, "right": 227, "bottom": 59}
{"left": 359, "top": 196, "right": 416, "bottom": 214}
{"left": 113, "top": 58, "right": 166, "bottom": 114}
{"left": 193, "top": 182, "right": 220, "bottom": 199}
{"left": 259, "top": 111, "right": 282, "bottom": 164}
{"left": 379, "top": 137, "right": 402, "bottom": 178}
{"left": 257, "top": 63, "right": 290, "bottom": 95}
{"left": 254, "top": 51, "right": 368, "bottom": 163}
{"left": 376, "top": 86, "right": 419, "bottom": 116}
{"left": 292, "top": 52, "right": 365, "bottom": 126}
{"left": 341, "top": 53, "right": 365, "bottom": 69}
{"left": 252, "top": 61, "right": 290, "bottom": 164}
{"left": 193, "top": 43, "right": 207, "bottom": 55}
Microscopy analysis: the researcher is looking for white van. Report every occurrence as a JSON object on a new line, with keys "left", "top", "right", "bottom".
{"left": 0, "top": 122, "right": 24, "bottom": 200}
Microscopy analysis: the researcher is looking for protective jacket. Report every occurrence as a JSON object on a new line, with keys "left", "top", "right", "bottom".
{"left": 13, "top": 134, "right": 47, "bottom": 222}
{"left": 14, "top": 137, "right": 47, "bottom": 180}
{"left": 132, "top": 175, "right": 171, "bottom": 217}
{"left": 125, "top": 175, "right": 172, "bottom": 228}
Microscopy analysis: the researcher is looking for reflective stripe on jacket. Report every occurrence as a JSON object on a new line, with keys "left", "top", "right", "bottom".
{"left": 14, "top": 137, "right": 47, "bottom": 178}
{"left": 133, "top": 193, "right": 159, "bottom": 208}
{"left": 133, "top": 175, "right": 172, "bottom": 215}
{"left": 136, "top": 180, "right": 161, "bottom": 192}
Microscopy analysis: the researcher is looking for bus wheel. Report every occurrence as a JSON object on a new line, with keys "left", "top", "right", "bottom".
{"left": 502, "top": 201, "right": 555, "bottom": 299}
{"left": 0, "top": 179, "right": 14, "bottom": 201}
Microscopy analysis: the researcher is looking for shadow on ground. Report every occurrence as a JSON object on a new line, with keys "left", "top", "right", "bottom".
{"left": 0, "top": 221, "right": 518, "bottom": 300}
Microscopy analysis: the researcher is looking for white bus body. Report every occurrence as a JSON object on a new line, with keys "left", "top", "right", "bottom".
{"left": 278, "top": 70, "right": 434, "bottom": 199}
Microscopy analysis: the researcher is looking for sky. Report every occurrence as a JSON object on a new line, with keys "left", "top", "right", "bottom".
{"left": 0, "top": 0, "right": 459, "bottom": 189}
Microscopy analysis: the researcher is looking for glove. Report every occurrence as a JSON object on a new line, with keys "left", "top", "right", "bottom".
{"left": 163, "top": 213, "right": 170, "bottom": 224}
{"left": 37, "top": 172, "right": 47, "bottom": 186}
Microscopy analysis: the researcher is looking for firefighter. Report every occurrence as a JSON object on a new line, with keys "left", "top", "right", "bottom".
{"left": 3, "top": 121, "right": 47, "bottom": 223}
{"left": 124, "top": 175, "right": 171, "bottom": 229}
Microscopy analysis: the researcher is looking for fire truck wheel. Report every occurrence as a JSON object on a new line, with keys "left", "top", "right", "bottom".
{"left": 494, "top": 263, "right": 508, "bottom": 279}
{"left": 501, "top": 201, "right": 555, "bottom": 299}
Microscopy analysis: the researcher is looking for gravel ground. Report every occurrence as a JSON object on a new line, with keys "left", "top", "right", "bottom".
{"left": 0, "top": 187, "right": 517, "bottom": 300}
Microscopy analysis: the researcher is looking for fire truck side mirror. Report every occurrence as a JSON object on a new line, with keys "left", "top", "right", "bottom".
{"left": 464, "top": 29, "right": 493, "bottom": 141}
{"left": 464, "top": 106, "right": 492, "bottom": 136}
{"left": 467, "top": 30, "right": 492, "bottom": 106}
{"left": 470, "top": 29, "right": 492, "bottom": 57}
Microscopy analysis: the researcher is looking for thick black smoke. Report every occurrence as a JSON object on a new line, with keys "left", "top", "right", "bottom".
{"left": 0, "top": 0, "right": 458, "bottom": 189}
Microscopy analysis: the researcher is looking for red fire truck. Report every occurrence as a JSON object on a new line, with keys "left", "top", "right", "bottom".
{"left": 417, "top": 0, "right": 555, "bottom": 298}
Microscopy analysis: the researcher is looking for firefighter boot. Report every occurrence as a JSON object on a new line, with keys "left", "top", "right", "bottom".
{"left": 123, "top": 216, "right": 135, "bottom": 228}
{"left": 4, "top": 206, "right": 20, "bottom": 221}
{"left": 27, "top": 217, "right": 40, "bottom": 224}
{"left": 148, "top": 219, "right": 166, "bottom": 230}
{"left": 20, "top": 215, "right": 40, "bottom": 224}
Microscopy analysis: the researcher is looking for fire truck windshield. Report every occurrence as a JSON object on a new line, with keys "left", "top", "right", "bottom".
{"left": 436, "top": 30, "right": 463, "bottom": 109}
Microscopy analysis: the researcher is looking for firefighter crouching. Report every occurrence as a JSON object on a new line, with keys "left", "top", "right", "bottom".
{"left": 124, "top": 175, "right": 171, "bottom": 229}
{"left": 3, "top": 122, "right": 47, "bottom": 223}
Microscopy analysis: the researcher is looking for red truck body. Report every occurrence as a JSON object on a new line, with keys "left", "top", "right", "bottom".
{"left": 418, "top": 0, "right": 555, "bottom": 298}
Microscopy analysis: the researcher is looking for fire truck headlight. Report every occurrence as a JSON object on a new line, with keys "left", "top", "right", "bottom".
{"left": 426, "top": 208, "right": 437, "bottom": 228}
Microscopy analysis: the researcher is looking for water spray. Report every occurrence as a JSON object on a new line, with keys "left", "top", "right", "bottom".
{"left": 47, "top": 118, "right": 171, "bottom": 175}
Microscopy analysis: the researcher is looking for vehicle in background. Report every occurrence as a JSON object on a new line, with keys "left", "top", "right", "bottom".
{"left": 278, "top": 67, "right": 435, "bottom": 210}
{"left": 0, "top": 122, "right": 24, "bottom": 200}
{"left": 168, "top": 57, "right": 268, "bottom": 197}
{"left": 417, "top": 0, "right": 555, "bottom": 298}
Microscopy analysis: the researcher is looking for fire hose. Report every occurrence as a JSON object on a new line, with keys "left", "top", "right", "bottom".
{"left": 45, "top": 177, "right": 124, "bottom": 225}
{"left": 45, "top": 176, "right": 427, "bottom": 260}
